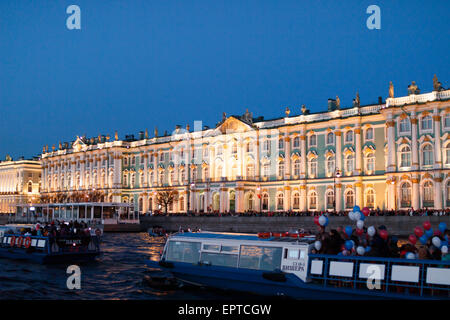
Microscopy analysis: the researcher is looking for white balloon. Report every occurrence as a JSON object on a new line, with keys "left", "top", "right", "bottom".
{"left": 318, "top": 215, "right": 327, "bottom": 226}
{"left": 349, "top": 211, "right": 355, "bottom": 221}
{"left": 367, "top": 226, "right": 376, "bottom": 237}
{"left": 441, "top": 246, "right": 448, "bottom": 254}
{"left": 353, "top": 211, "right": 361, "bottom": 221}
{"left": 432, "top": 237, "right": 441, "bottom": 248}
{"left": 356, "top": 220, "right": 364, "bottom": 230}
{"left": 314, "top": 240, "right": 322, "bottom": 251}
{"left": 356, "top": 246, "right": 365, "bottom": 256}
{"left": 405, "top": 252, "right": 415, "bottom": 260}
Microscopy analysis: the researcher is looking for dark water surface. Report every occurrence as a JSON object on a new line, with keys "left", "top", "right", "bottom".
{"left": 0, "top": 232, "right": 252, "bottom": 300}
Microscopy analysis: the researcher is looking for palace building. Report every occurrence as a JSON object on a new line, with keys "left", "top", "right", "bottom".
{"left": 0, "top": 157, "right": 42, "bottom": 213}
{"left": 40, "top": 78, "right": 450, "bottom": 214}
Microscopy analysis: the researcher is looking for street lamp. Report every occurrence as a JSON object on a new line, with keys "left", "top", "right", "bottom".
{"left": 333, "top": 168, "right": 342, "bottom": 213}
{"left": 256, "top": 186, "right": 261, "bottom": 214}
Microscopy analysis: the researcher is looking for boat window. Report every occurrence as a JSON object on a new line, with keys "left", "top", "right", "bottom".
{"left": 94, "top": 206, "right": 101, "bottom": 219}
{"left": 166, "top": 241, "right": 201, "bottom": 264}
{"left": 200, "top": 252, "right": 238, "bottom": 268}
{"left": 221, "top": 245, "right": 239, "bottom": 254}
{"left": 239, "top": 246, "right": 283, "bottom": 271}
{"left": 202, "top": 244, "right": 220, "bottom": 252}
{"left": 287, "top": 249, "right": 299, "bottom": 259}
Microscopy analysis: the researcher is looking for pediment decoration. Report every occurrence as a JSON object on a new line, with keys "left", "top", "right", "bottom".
{"left": 216, "top": 116, "right": 253, "bottom": 134}
{"left": 72, "top": 136, "right": 87, "bottom": 152}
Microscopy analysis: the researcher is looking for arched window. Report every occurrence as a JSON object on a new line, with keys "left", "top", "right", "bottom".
{"left": 399, "top": 118, "right": 411, "bottom": 133}
{"left": 366, "top": 189, "right": 375, "bottom": 208}
{"left": 263, "top": 163, "right": 270, "bottom": 177}
{"left": 444, "top": 113, "right": 450, "bottom": 128}
{"left": 446, "top": 181, "right": 450, "bottom": 207}
{"left": 246, "top": 164, "right": 254, "bottom": 179}
{"left": 170, "top": 170, "right": 176, "bottom": 185}
{"left": 326, "top": 132, "right": 334, "bottom": 145}
{"left": 159, "top": 170, "right": 164, "bottom": 184}
{"left": 326, "top": 156, "right": 335, "bottom": 176}
{"left": 138, "top": 198, "right": 143, "bottom": 213}
{"left": 365, "top": 128, "right": 374, "bottom": 140}
{"left": 131, "top": 173, "right": 136, "bottom": 187}
{"left": 149, "top": 197, "right": 153, "bottom": 211}
{"left": 400, "top": 146, "right": 411, "bottom": 168}
{"left": 247, "top": 193, "right": 254, "bottom": 211}
{"left": 345, "top": 154, "right": 354, "bottom": 174}
{"left": 309, "top": 134, "right": 317, "bottom": 147}
{"left": 345, "top": 189, "right": 354, "bottom": 209}
{"left": 27, "top": 181, "right": 33, "bottom": 193}
{"left": 192, "top": 167, "right": 198, "bottom": 181}
{"left": 326, "top": 190, "right": 334, "bottom": 209}
{"left": 203, "top": 166, "right": 209, "bottom": 181}
{"left": 277, "top": 193, "right": 284, "bottom": 210}
{"left": 246, "top": 142, "right": 253, "bottom": 153}
{"left": 232, "top": 143, "right": 238, "bottom": 154}
{"left": 309, "top": 158, "right": 317, "bottom": 177}
{"left": 345, "top": 130, "right": 353, "bottom": 143}
{"left": 445, "top": 143, "right": 450, "bottom": 165}
{"left": 400, "top": 182, "right": 411, "bottom": 208}
{"left": 421, "top": 115, "right": 432, "bottom": 130}
{"left": 422, "top": 144, "right": 433, "bottom": 166}
{"left": 294, "top": 159, "right": 301, "bottom": 176}
{"left": 263, "top": 140, "right": 270, "bottom": 152}
{"left": 293, "top": 192, "right": 300, "bottom": 210}
{"left": 278, "top": 138, "right": 284, "bottom": 150}
{"left": 179, "top": 196, "right": 184, "bottom": 212}
{"left": 278, "top": 160, "right": 285, "bottom": 177}
{"left": 262, "top": 193, "right": 269, "bottom": 210}
{"left": 180, "top": 169, "right": 185, "bottom": 182}
{"left": 123, "top": 173, "right": 128, "bottom": 186}
{"left": 215, "top": 165, "right": 222, "bottom": 179}
{"left": 309, "top": 191, "right": 317, "bottom": 210}
{"left": 140, "top": 173, "right": 144, "bottom": 187}
{"left": 423, "top": 181, "right": 434, "bottom": 207}
{"left": 366, "top": 153, "right": 375, "bottom": 173}
{"left": 149, "top": 171, "right": 154, "bottom": 186}
{"left": 293, "top": 137, "right": 300, "bottom": 148}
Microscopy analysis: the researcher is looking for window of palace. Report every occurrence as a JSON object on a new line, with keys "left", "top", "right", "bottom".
{"left": 149, "top": 172, "right": 154, "bottom": 185}
{"left": 422, "top": 144, "right": 434, "bottom": 166}
{"left": 160, "top": 152, "right": 164, "bottom": 162}
{"left": 192, "top": 168, "right": 197, "bottom": 181}
{"left": 446, "top": 143, "right": 450, "bottom": 165}
{"left": 309, "top": 158, "right": 317, "bottom": 178}
{"left": 445, "top": 113, "right": 450, "bottom": 129}
{"left": 293, "top": 137, "right": 300, "bottom": 148}
{"left": 27, "top": 181, "right": 32, "bottom": 193}
{"left": 365, "top": 127, "right": 374, "bottom": 141}
{"left": 309, "top": 134, "right": 317, "bottom": 147}
{"left": 421, "top": 115, "right": 433, "bottom": 131}
{"left": 345, "top": 190, "right": 354, "bottom": 209}
{"left": 294, "top": 159, "right": 300, "bottom": 176}
{"left": 246, "top": 142, "right": 252, "bottom": 153}
{"left": 262, "top": 194, "right": 269, "bottom": 210}
{"left": 345, "top": 154, "right": 354, "bottom": 174}
{"left": 215, "top": 166, "right": 222, "bottom": 179}
{"left": 399, "top": 118, "right": 411, "bottom": 134}
{"left": 170, "top": 170, "right": 175, "bottom": 184}
{"left": 326, "top": 132, "right": 334, "bottom": 145}
{"left": 423, "top": 181, "right": 434, "bottom": 207}
{"left": 203, "top": 167, "right": 209, "bottom": 180}
{"left": 366, "top": 189, "right": 375, "bottom": 208}
{"left": 131, "top": 157, "right": 136, "bottom": 165}
{"left": 180, "top": 169, "right": 185, "bottom": 182}
{"left": 308, "top": 191, "right": 317, "bottom": 210}
{"left": 217, "top": 146, "right": 223, "bottom": 155}
{"left": 277, "top": 193, "right": 284, "bottom": 210}
{"left": 123, "top": 174, "right": 128, "bottom": 186}
{"left": 232, "top": 143, "right": 238, "bottom": 155}
{"left": 446, "top": 181, "right": 450, "bottom": 207}
{"left": 179, "top": 197, "right": 184, "bottom": 211}
{"left": 345, "top": 130, "right": 353, "bottom": 143}
{"left": 278, "top": 161, "right": 285, "bottom": 177}
{"left": 326, "top": 156, "right": 335, "bottom": 176}
{"left": 365, "top": 153, "right": 375, "bottom": 173}
{"left": 400, "top": 145, "right": 411, "bottom": 168}
{"left": 159, "top": 170, "right": 164, "bottom": 184}
{"left": 246, "top": 164, "right": 254, "bottom": 178}
{"left": 203, "top": 148, "right": 209, "bottom": 158}
{"left": 123, "top": 157, "right": 128, "bottom": 166}
{"left": 278, "top": 138, "right": 284, "bottom": 150}
{"left": 263, "top": 140, "right": 270, "bottom": 152}
{"left": 293, "top": 192, "right": 300, "bottom": 210}
{"left": 131, "top": 173, "right": 136, "bottom": 187}
{"left": 263, "top": 163, "right": 270, "bottom": 177}
{"left": 326, "top": 190, "right": 334, "bottom": 209}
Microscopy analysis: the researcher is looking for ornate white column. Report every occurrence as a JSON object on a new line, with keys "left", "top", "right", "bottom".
{"left": 434, "top": 176, "right": 443, "bottom": 210}
{"left": 236, "top": 185, "right": 244, "bottom": 213}
{"left": 355, "top": 125, "right": 362, "bottom": 175}
{"left": 355, "top": 180, "right": 363, "bottom": 207}
{"left": 433, "top": 111, "right": 442, "bottom": 168}
{"left": 153, "top": 151, "right": 158, "bottom": 185}
{"left": 335, "top": 129, "right": 342, "bottom": 173}
{"left": 300, "top": 184, "right": 307, "bottom": 211}
{"left": 284, "top": 136, "right": 291, "bottom": 180}
{"left": 143, "top": 153, "right": 148, "bottom": 187}
{"left": 219, "top": 186, "right": 226, "bottom": 213}
{"left": 386, "top": 115, "right": 396, "bottom": 172}
{"left": 387, "top": 177, "right": 396, "bottom": 210}
{"left": 300, "top": 133, "right": 307, "bottom": 178}
{"left": 255, "top": 140, "right": 261, "bottom": 179}
{"left": 411, "top": 113, "right": 419, "bottom": 170}
{"left": 412, "top": 176, "right": 420, "bottom": 210}
{"left": 284, "top": 185, "right": 291, "bottom": 211}
{"left": 335, "top": 181, "right": 342, "bottom": 212}
{"left": 96, "top": 157, "right": 102, "bottom": 187}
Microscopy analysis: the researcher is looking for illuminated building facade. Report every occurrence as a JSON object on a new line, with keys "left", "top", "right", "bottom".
{"left": 0, "top": 157, "right": 42, "bottom": 213}
{"left": 40, "top": 80, "right": 450, "bottom": 213}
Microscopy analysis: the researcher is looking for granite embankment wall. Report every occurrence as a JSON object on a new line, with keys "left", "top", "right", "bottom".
{"left": 141, "top": 215, "right": 450, "bottom": 236}
{"left": 0, "top": 215, "right": 8, "bottom": 225}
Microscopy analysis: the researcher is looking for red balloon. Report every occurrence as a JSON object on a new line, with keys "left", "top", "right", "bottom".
{"left": 434, "top": 230, "right": 441, "bottom": 236}
{"left": 379, "top": 230, "right": 388, "bottom": 240}
{"left": 423, "top": 221, "right": 431, "bottom": 231}
{"left": 356, "top": 228, "right": 364, "bottom": 236}
{"left": 314, "top": 216, "right": 320, "bottom": 226}
{"left": 408, "top": 234, "right": 417, "bottom": 245}
{"left": 414, "top": 227, "right": 424, "bottom": 238}
{"left": 362, "top": 207, "right": 370, "bottom": 216}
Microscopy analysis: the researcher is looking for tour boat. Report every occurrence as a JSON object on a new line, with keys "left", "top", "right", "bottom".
{"left": 147, "top": 231, "right": 450, "bottom": 300}
{"left": 0, "top": 224, "right": 102, "bottom": 264}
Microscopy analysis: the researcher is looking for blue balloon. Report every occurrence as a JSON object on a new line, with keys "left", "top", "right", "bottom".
{"left": 441, "top": 240, "right": 448, "bottom": 248}
{"left": 365, "top": 246, "right": 371, "bottom": 253}
{"left": 345, "top": 226, "right": 353, "bottom": 237}
{"left": 359, "top": 213, "right": 366, "bottom": 221}
{"left": 345, "top": 240, "right": 353, "bottom": 250}
{"left": 323, "top": 216, "right": 329, "bottom": 227}
{"left": 445, "top": 235, "right": 449, "bottom": 242}
{"left": 425, "top": 228, "right": 433, "bottom": 238}
{"left": 419, "top": 235, "right": 428, "bottom": 245}
{"left": 353, "top": 205, "right": 361, "bottom": 212}
{"left": 439, "top": 222, "right": 447, "bottom": 233}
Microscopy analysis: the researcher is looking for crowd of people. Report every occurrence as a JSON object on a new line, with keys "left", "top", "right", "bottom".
{"left": 6, "top": 220, "right": 94, "bottom": 238}
{"left": 311, "top": 224, "right": 450, "bottom": 262}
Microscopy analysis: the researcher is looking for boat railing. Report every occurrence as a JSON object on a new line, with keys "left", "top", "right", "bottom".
{"left": 307, "top": 254, "right": 450, "bottom": 298}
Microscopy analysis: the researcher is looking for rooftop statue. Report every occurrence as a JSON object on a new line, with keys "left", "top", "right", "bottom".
{"left": 389, "top": 81, "right": 394, "bottom": 98}
{"left": 433, "top": 74, "right": 443, "bottom": 91}
{"left": 407, "top": 81, "right": 420, "bottom": 95}
{"left": 336, "top": 96, "right": 340, "bottom": 109}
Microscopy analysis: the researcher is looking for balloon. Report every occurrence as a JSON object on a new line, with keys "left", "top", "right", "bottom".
{"left": 353, "top": 205, "right": 360, "bottom": 212}
{"left": 365, "top": 246, "right": 371, "bottom": 253}
{"left": 419, "top": 235, "right": 428, "bottom": 245}
{"left": 367, "top": 226, "right": 376, "bottom": 237}
{"left": 323, "top": 216, "right": 329, "bottom": 227}
{"left": 345, "top": 240, "right": 353, "bottom": 250}
{"left": 423, "top": 221, "right": 431, "bottom": 231}
{"left": 359, "top": 213, "right": 366, "bottom": 221}
{"left": 314, "top": 216, "right": 320, "bottom": 226}
{"left": 356, "top": 220, "right": 364, "bottom": 230}
{"left": 356, "top": 228, "right": 364, "bottom": 236}
{"left": 353, "top": 211, "right": 361, "bottom": 221}
{"left": 432, "top": 237, "right": 441, "bottom": 248}
{"left": 434, "top": 230, "right": 441, "bottom": 236}
{"left": 406, "top": 252, "right": 415, "bottom": 260}
{"left": 379, "top": 230, "right": 388, "bottom": 240}
{"left": 438, "top": 222, "right": 447, "bottom": 233}
{"left": 414, "top": 227, "right": 424, "bottom": 238}
{"left": 362, "top": 207, "right": 370, "bottom": 216}
{"left": 441, "top": 240, "right": 449, "bottom": 248}
{"left": 408, "top": 234, "right": 417, "bottom": 245}
{"left": 442, "top": 246, "right": 448, "bottom": 254}
{"left": 356, "top": 246, "right": 365, "bottom": 255}
{"left": 425, "top": 228, "right": 433, "bottom": 238}
{"left": 318, "top": 215, "right": 327, "bottom": 226}
{"left": 314, "top": 240, "right": 322, "bottom": 251}
{"left": 348, "top": 211, "right": 355, "bottom": 221}
{"left": 345, "top": 226, "right": 353, "bottom": 237}
{"left": 342, "top": 250, "right": 349, "bottom": 256}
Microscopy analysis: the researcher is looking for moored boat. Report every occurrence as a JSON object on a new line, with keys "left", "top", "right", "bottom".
{"left": 148, "top": 231, "right": 450, "bottom": 300}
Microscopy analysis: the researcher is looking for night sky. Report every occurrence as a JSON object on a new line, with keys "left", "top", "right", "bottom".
{"left": 0, "top": 0, "right": 449, "bottom": 159}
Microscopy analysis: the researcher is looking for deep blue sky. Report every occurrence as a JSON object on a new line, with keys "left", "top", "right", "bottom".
{"left": 0, "top": 0, "right": 449, "bottom": 159}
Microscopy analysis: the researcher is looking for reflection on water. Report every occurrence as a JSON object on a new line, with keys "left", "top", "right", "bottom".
{"left": 0, "top": 232, "right": 254, "bottom": 300}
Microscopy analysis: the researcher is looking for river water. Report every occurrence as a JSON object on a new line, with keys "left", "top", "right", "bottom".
{"left": 0, "top": 232, "right": 253, "bottom": 300}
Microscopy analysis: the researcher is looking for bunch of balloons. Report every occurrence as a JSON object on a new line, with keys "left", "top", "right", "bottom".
{"left": 313, "top": 215, "right": 329, "bottom": 227}
{"left": 348, "top": 205, "right": 370, "bottom": 222}
{"left": 409, "top": 221, "right": 448, "bottom": 253}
